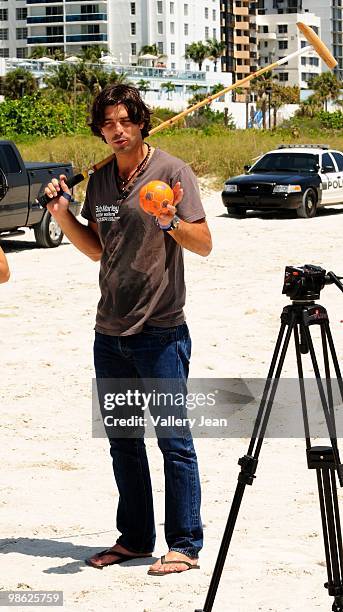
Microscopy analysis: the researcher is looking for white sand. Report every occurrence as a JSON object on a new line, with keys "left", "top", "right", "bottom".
{"left": 1, "top": 186, "right": 343, "bottom": 612}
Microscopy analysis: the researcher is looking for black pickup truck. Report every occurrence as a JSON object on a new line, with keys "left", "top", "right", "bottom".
{"left": 0, "top": 140, "right": 80, "bottom": 247}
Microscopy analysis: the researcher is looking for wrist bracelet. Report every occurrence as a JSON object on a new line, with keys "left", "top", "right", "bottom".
{"left": 157, "top": 215, "right": 181, "bottom": 232}
{"left": 61, "top": 191, "right": 73, "bottom": 203}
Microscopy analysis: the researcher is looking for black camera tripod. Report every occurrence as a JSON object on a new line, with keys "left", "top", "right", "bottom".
{"left": 196, "top": 288, "right": 343, "bottom": 611}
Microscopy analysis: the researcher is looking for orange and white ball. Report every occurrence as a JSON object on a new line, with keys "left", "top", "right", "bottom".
{"left": 139, "top": 180, "right": 174, "bottom": 216}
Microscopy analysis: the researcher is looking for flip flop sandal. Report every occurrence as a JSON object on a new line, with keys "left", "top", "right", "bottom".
{"left": 147, "top": 554, "right": 200, "bottom": 576}
{"left": 85, "top": 548, "right": 152, "bottom": 570}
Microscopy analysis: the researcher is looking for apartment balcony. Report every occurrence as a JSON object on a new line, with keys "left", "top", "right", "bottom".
{"left": 233, "top": 6, "right": 248, "bottom": 15}
{"left": 258, "top": 32, "right": 277, "bottom": 41}
{"left": 66, "top": 14, "right": 107, "bottom": 22}
{"left": 27, "top": 16, "right": 64, "bottom": 24}
{"left": 234, "top": 35, "right": 249, "bottom": 45}
{"left": 235, "top": 64, "right": 251, "bottom": 74}
{"left": 66, "top": 33, "right": 108, "bottom": 43}
{"left": 27, "top": 0, "right": 63, "bottom": 4}
{"left": 27, "top": 35, "right": 64, "bottom": 45}
{"left": 234, "top": 20, "right": 249, "bottom": 30}
{"left": 234, "top": 50, "right": 250, "bottom": 59}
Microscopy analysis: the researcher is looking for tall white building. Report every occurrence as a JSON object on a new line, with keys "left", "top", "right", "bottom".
{"left": 106, "top": 0, "right": 222, "bottom": 72}
{"left": 0, "top": 1, "right": 223, "bottom": 74}
{"left": 258, "top": 0, "right": 343, "bottom": 78}
{"left": 257, "top": 11, "right": 321, "bottom": 87}
{"left": 0, "top": 1, "right": 27, "bottom": 58}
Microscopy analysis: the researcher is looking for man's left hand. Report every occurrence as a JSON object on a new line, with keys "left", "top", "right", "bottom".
{"left": 155, "top": 181, "right": 183, "bottom": 227}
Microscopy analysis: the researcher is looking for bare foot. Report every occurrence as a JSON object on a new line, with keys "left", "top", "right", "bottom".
{"left": 148, "top": 551, "right": 199, "bottom": 575}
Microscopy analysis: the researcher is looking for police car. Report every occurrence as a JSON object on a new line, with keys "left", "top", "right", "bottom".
{"left": 222, "top": 145, "right": 343, "bottom": 218}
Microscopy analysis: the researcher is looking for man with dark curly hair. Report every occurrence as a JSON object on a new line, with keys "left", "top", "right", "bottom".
{"left": 44, "top": 84, "right": 212, "bottom": 576}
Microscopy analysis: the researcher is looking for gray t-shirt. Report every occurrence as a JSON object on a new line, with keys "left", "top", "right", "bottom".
{"left": 81, "top": 147, "right": 205, "bottom": 336}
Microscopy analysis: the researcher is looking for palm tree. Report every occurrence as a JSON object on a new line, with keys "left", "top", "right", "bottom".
{"left": 185, "top": 41, "right": 210, "bottom": 71}
{"left": 251, "top": 71, "right": 275, "bottom": 129}
{"left": 139, "top": 44, "right": 159, "bottom": 57}
{"left": 79, "top": 46, "right": 108, "bottom": 63}
{"left": 161, "top": 81, "right": 176, "bottom": 100}
{"left": 308, "top": 72, "right": 342, "bottom": 111}
{"left": 270, "top": 84, "right": 300, "bottom": 128}
{"left": 206, "top": 39, "right": 225, "bottom": 72}
{"left": 44, "top": 63, "right": 80, "bottom": 101}
{"left": 138, "top": 44, "right": 167, "bottom": 66}
{"left": 137, "top": 79, "right": 150, "bottom": 97}
{"left": 4, "top": 68, "right": 37, "bottom": 99}
{"left": 297, "top": 93, "right": 324, "bottom": 118}
{"left": 30, "top": 46, "right": 49, "bottom": 59}
{"left": 186, "top": 84, "right": 202, "bottom": 95}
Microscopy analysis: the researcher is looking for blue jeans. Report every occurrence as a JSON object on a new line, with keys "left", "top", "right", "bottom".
{"left": 93, "top": 322, "right": 203, "bottom": 559}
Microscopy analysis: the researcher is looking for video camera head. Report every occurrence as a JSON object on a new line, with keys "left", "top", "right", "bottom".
{"left": 283, "top": 265, "right": 343, "bottom": 302}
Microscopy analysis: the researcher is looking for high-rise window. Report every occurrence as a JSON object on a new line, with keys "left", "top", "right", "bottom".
{"left": 212, "top": 9, "right": 216, "bottom": 20}
{"left": 278, "top": 24, "right": 288, "bottom": 34}
{"left": 81, "top": 4, "right": 98, "bottom": 14}
{"left": 0, "top": 28, "right": 8, "bottom": 40}
{"left": 170, "top": 22, "right": 175, "bottom": 34}
{"left": 46, "top": 6, "right": 63, "bottom": 16}
{"left": 278, "top": 40, "right": 288, "bottom": 50}
{"left": 131, "top": 42, "right": 137, "bottom": 55}
{"left": 131, "top": 22, "right": 136, "bottom": 35}
{"left": 184, "top": 23, "right": 188, "bottom": 35}
{"left": 171, "top": 42, "right": 175, "bottom": 54}
{"left": 0, "top": 49, "right": 9, "bottom": 58}
{"left": 158, "top": 21, "right": 163, "bottom": 34}
{"left": 81, "top": 24, "right": 100, "bottom": 34}
{"left": 0, "top": 9, "right": 8, "bottom": 20}
{"left": 170, "top": 2, "right": 174, "bottom": 14}
{"left": 17, "top": 48, "right": 28, "bottom": 59}
{"left": 205, "top": 26, "right": 209, "bottom": 40}
{"left": 16, "top": 8, "right": 27, "bottom": 20}
{"left": 16, "top": 28, "right": 27, "bottom": 40}
{"left": 130, "top": 2, "right": 136, "bottom": 15}
{"left": 158, "top": 41, "right": 164, "bottom": 54}
{"left": 205, "top": 7, "right": 209, "bottom": 18}
{"left": 279, "top": 72, "right": 288, "bottom": 81}
{"left": 157, "top": 1, "right": 163, "bottom": 13}
{"left": 184, "top": 4, "right": 188, "bottom": 16}
{"left": 47, "top": 26, "right": 63, "bottom": 36}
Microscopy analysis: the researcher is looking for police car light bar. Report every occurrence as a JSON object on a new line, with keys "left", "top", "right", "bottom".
{"left": 278, "top": 145, "right": 330, "bottom": 150}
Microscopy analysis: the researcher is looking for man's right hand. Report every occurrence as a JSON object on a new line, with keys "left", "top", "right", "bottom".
{"left": 44, "top": 174, "right": 72, "bottom": 218}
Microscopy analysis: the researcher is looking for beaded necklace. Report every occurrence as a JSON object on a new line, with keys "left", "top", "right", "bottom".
{"left": 116, "top": 143, "right": 152, "bottom": 200}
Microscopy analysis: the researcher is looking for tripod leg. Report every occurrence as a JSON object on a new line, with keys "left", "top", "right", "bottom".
{"left": 303, "top": 325, "right": 343, "bottom": 485}
{"left": 308, "top": 447, "right": 343, "bottom": 611}
{"left": 294, "top": 323, "right": 311, "bottom": 445}
{"left": 195, "top": 314, "right": 297, "bottom": 612}
{"left": 321, "top": 325, "right": 337, "bottom": 439}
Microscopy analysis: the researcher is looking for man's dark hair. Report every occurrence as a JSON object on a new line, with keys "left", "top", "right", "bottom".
{"left": 90, "top": 83, "right": 152, "bottom": 140}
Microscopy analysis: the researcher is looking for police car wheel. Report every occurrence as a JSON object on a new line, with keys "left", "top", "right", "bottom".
{"left": 297, "top": 188, "right": 317, "bottom": 219}
{"left": 226, "top": 206, "right": 246, "bottom": 218}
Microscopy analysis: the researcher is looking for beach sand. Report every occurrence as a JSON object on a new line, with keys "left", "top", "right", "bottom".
{"left": 1, "top": 186, "right": 343, "bottom": 611}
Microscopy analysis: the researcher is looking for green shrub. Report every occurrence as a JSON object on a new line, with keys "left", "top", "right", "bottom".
{"left": 317, "top": 111, "right": 343, "bottom": 130}
{"left": 0, "top": 93, "right": 88, "bottom": 138}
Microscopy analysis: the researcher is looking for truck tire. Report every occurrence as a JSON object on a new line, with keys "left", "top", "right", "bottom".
{"left": 226, "top": 206, "right": 246, "bottom": 218}
{"left": 34, "top": 211, "right": 64, "bottom": 248}
{"left": 296, "top": 188, "right": 317, "bottom": 219}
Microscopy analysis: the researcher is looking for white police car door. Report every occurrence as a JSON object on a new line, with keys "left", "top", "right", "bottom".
{"left": 320, "top": 151, "right": 342, "bottom": 205}
{"left": 330, "top": 151, "right": 343, "bottom": 204}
